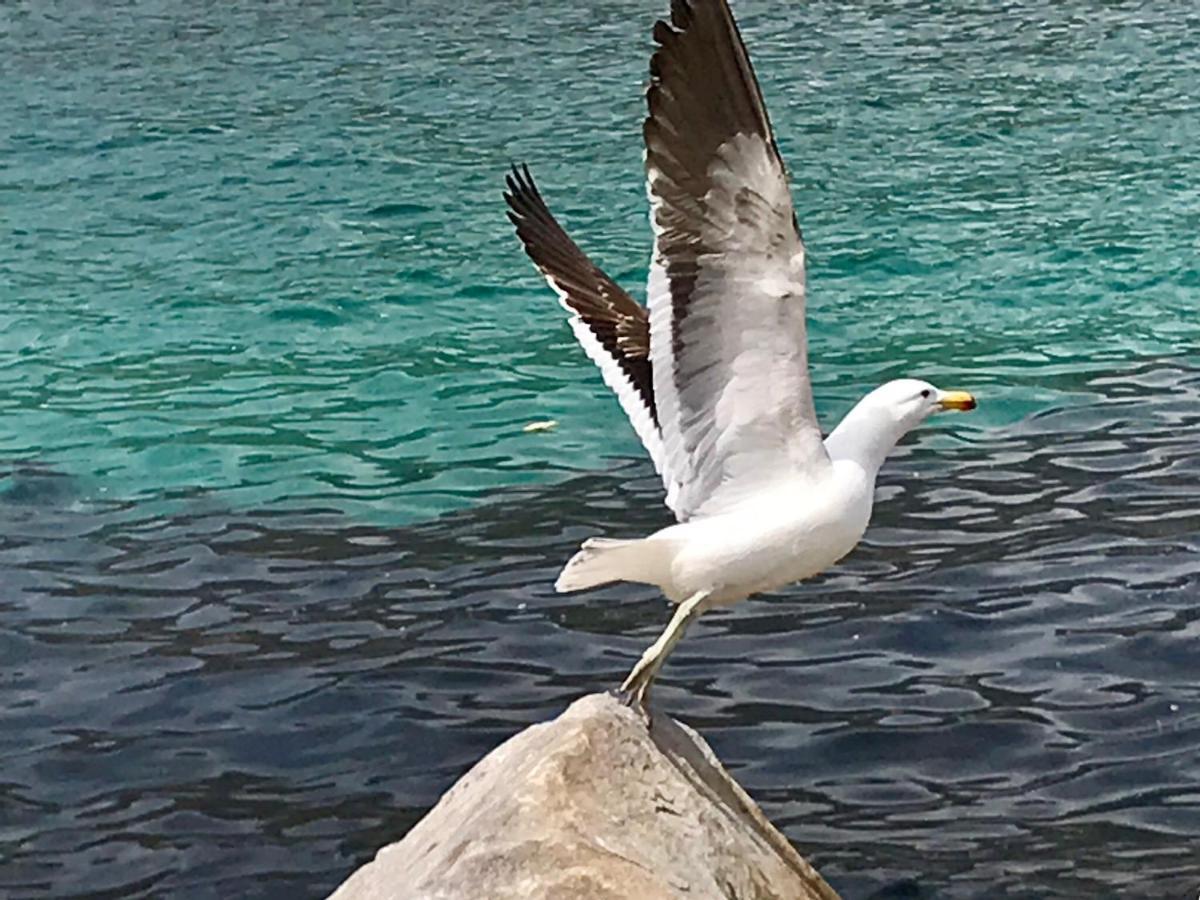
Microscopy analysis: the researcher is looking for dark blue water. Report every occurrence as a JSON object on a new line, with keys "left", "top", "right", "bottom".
{"left": 3, "top": 0, "right": 1200, "bottom": 897}
{"left": 2, "top": 357, "right": 1198, "bottom": 898}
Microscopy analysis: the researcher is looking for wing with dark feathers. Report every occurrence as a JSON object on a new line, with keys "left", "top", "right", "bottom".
{"left": 643, "top": 0, "right": 830, "bottom": 520}
{"left": 504, "top": 164, "right": 667, "bottom": 475}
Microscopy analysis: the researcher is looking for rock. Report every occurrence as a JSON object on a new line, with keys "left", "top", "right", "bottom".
{"left": 328, "top": 692, "right": 841, "bottom": 900}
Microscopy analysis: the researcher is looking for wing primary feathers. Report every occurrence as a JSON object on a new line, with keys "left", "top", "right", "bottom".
{"left": 503, "top": 164, "right": 666, "bottom": 469}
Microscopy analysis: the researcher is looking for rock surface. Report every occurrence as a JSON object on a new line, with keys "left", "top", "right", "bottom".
{"left": 329, "top": 692, "right": 840, "bottom": 900}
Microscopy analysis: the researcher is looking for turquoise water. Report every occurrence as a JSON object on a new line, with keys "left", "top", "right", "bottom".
{"left": 3, "top": 2, "right": 1200, "bottom": 898}
{"left": 4, "top": 0, "right": 1198, "bottom": 523}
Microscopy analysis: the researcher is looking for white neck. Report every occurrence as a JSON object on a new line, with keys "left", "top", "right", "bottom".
{"left": 824, "top": 397, "right": 909, "bottom": 475}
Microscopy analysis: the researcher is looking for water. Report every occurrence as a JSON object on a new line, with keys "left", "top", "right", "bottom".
{"left": 1, "top": 0, "right": 1198, "bottom": 897}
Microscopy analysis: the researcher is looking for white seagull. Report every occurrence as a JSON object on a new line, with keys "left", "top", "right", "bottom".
{"left": 504, "top": 0, "right": 975, "bottom": 710}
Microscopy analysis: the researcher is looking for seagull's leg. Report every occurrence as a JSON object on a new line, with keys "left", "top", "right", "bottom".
{"left": 619, "top": 589, "right": 712, "bottom": 715}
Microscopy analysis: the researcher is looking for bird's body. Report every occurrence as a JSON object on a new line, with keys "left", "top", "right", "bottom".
{"left": 559, "top": 456, "right": 873, "bottom": 607}
{"left": 504, "top": 0, "right": 976, "bottom": 709}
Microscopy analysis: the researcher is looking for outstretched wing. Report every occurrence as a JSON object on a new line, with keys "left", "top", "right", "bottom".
{"left": 504, "top": 165, "right": 667, "bottom": 476}
{"left": 644, "top": 0, "right": 829, "bottom": 520}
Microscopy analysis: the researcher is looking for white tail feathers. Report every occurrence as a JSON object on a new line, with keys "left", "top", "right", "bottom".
{"left": 555, "top": 537, "right": 666, "bottom": 593}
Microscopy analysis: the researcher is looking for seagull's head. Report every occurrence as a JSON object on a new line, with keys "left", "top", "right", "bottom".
{"left": 826, "top": 378, "right": 975, "bottom": 468}
{"left": 872, "top": 378, "right": 977, "bottom": 430}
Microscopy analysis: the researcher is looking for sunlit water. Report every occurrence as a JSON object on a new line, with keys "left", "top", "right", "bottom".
{"left": 2, "top": 1, "right": 1199, "bottom": 897}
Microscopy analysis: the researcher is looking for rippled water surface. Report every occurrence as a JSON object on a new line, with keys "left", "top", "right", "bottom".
{"left": 3, "top": 1, "right": 1199, "bottom": 897}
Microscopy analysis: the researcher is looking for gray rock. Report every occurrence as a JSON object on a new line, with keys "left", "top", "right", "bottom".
{"left": 329, "top": 692, "right": 841, "bottom": 900}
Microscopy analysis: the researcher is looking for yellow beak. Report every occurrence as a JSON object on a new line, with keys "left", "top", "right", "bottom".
{"left": 937, "top": 390, "right": 977, "bottom": 412}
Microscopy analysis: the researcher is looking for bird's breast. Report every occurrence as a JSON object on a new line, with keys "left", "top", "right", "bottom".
{"left": 663, "top": 468, "right": 875, "bottom": 605}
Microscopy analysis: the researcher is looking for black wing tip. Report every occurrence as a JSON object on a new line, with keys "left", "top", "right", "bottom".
{"left": 501, "top": 162, "right": 552, "bottom": 225}
{"left": 508, "top": 161, "right": 533, "bottom": 184}
{"left": 670, "top": 0, "right": 696, "bottom": 31}
{"left": 504, "top": 160, "right": 535, "bottom": 191}
{"left": 655, "top": 0, "right": 730, "bottom": 39}
{"left": 504, "top": 162, "right": 544, "bottom": 219}
{"left": 648, "top": 0, "right": 718, "bottom": 100}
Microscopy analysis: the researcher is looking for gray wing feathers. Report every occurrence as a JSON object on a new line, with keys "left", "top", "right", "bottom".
{"left": 645, "top": 0, "right": 829, "bottom": 520}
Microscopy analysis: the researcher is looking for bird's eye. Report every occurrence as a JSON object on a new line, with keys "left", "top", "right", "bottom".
{"left": 920, "top": 389, "right": 931, "bottom": 399}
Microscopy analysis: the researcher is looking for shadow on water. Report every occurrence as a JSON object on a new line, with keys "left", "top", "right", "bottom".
{"left": 2, "top": 357, "right": 1200, "bottom": 899}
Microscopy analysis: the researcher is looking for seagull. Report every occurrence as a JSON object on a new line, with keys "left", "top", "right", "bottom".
{"left": 503, "top": 0, "right": 975, "bottom": 711}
